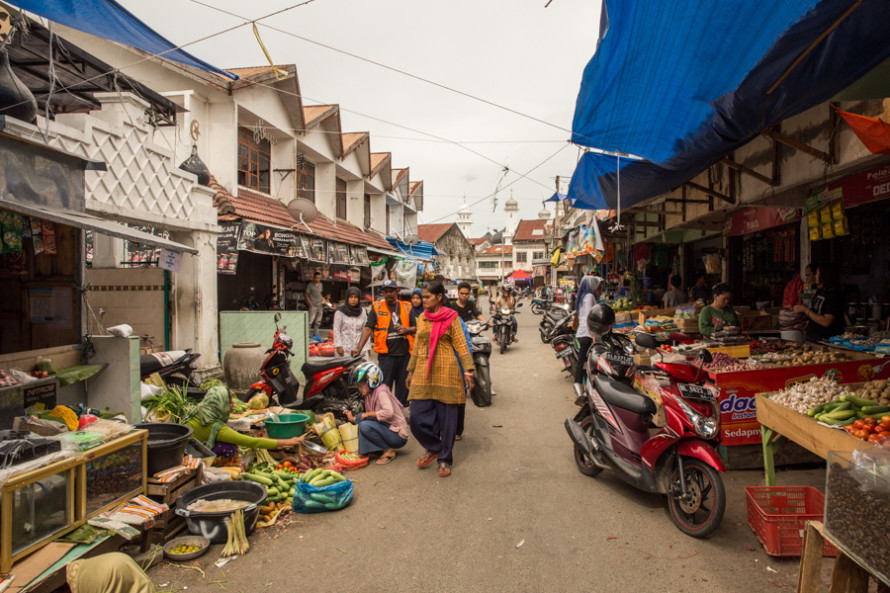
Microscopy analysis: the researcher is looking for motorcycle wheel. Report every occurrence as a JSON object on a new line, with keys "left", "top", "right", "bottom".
{"left": 474, "top": 365, "right": 492, "bottom": 407}
{"left": 532, "top": 303, "right": 544, "bottom": 315}
{"left": 573, "top": 415, "right": 603, "bottom": 477}
{"left": 666, "top": 458, "right": 726, "bottom": 538}
{"left": 539, "top": 328, "right": 549, "bottom": 343}
{"left": 499, "top": 333, "right": 507, "bottom": 354}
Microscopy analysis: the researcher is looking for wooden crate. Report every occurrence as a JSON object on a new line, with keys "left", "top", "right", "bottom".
{"left": 146, "top": 467, "right": 202, "bottom": 507}
{"left": 755, "top": 394, "right": 860, "bottom": 460}
{"left": 638, "top": 308, "right": 675, "bottom": 326}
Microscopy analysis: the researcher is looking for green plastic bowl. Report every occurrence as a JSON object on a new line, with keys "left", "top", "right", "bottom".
{"left": 264, "top": 414, "right": 310, "bottom": 439}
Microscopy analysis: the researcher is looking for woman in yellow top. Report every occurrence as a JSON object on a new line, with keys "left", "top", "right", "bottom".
{"left": 406, "top": 280, "right": 475, "bottom": 478}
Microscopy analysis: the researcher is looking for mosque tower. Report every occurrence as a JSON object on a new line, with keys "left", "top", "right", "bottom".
{"left": 504, "top": 190, "right": 519, "bottom": 245}
{"left": 457, "top": 197, "right": 473, "bottom": 236}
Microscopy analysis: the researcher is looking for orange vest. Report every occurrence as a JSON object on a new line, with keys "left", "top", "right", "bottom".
{"left": 371, "top": 300, "right": 415, "bottom": 354}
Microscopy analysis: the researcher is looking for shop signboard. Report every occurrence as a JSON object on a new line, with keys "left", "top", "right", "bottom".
{"left": 829, "top": 163, "right": 890, "bottom": 209}
{"left": 237, "top": 221, "right": 303, "bottom": 258}
{"left": 727, "top": 207, "right": 800, "bottom": 236}
{"left": 332, "top": 243, "right": 350, "bottom": 264}
{"left": 217, "top": 223, "right": 239, "bottom": 275}
{"left": 309, "top": 239, "right": 326, "bottom": 262}
{"left": 710, "top": 355, "right": 890, "bottom": 446}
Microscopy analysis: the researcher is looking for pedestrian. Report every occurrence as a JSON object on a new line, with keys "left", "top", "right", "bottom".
{"left": 353, "top": 279, "right": 416, "bottom": 405}
{"left": 407, "top": 280, "right": 475, "bottom": 478}
{"left": 689, "top": 274, "right": 712, "bottom": 303}
{"left": 573, "top": 275, "right": 604, "bottom": 398}
{"left": 663, "top": 275, "right": 685, "bottom": 307}
{"left": 446, "top": 281, "right": 488, "bottom": 438}
{"left": 343, "top": 362, "right": 409, "bottom": 464}
{"left": 409, "top": 288, "right": 424, "bottom": 318}
{"left": 305, "top": 271, "right": 327, "bottom": 338}
{"left": 333, "top": 286, "right": 370, "bottom": 359}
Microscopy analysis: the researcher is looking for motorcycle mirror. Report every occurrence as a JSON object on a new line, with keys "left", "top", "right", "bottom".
{"left": 274, "top": 312, "right": 282, "bottom": 323}
{"left": 518, "top": 302, "right": 524, "bottom": 307}
{"left": 634, "top": 332, "right": 657, "bottom": 349}
{"left": 699, "top": 348, "right": 713, "bottom": 364}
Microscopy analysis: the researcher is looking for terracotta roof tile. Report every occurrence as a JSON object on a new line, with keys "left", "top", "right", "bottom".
{"left": 480, "top": 244, "right": 512, "bottom": 255}
{"left": 303, "top": 105, "right": 337, "bottom": 128}
{"left": 370, "top": 153, "right": 390, "bottom": 177}
{"left": 341, "top": 132, "right": 368, "bottom": 157}
{"left": 210, "top": 176, "right": 390, "bottom": 250}
{"left": 468, "top": 237, "right": 489, "bottom": 245}
{"left": 416, "top": 223, "right": 452, "bottom": 243}
{"left": 512, "top": 219, "right": 548, "bottom": 242}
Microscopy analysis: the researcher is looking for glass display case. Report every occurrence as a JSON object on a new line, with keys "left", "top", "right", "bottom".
{"left": 824, "top": 449, "right": 890, "bottom": 586}
{"left": 80, "top": 430, "right": 147, "bottom": 518}
{"left": 0, "top": 456, "right": 80, "bottom": 573}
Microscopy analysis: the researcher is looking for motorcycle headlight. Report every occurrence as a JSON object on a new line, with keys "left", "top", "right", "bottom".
{"left": 500, "top": 307, "right": 511, "bottom": 315}
{"left": 677, "top": 398, "right": 719, "bottom": 439}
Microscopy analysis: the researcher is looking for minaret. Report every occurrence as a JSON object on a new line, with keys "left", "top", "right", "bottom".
{"left": 457, "top": 197, "right": 473, "bottom": 236}
{"left": 538, "top": 204, "right": 551, "bottom": 220}
{"left": 504, "top": 190, "right": 519, "bottom": 245}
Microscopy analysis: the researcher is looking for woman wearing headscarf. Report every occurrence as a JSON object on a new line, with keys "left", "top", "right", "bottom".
{"left": 183, "top": 386, "right": 304, "bottom": 450}
{"left": 66, "top": 552, "right": 154, "bottom": 593}
{"left": 334, "top": 286, "right": 370, "bottom": 359}
{"left": 573, "top": 275, "right": 604, "bottom": 394}
{"left": 406, "top": 280, "right": 475, "bottom": 478}
{"left": 409, "top": 288, "right": 424, "bottom": 318}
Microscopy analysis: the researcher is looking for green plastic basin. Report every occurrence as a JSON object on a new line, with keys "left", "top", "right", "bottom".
{"left": 264, "top": 414, "right": 310, "bottom": 439}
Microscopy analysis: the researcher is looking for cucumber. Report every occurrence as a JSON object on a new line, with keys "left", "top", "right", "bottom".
{"left": 843, "top": 395, "right": 875, "bottom": 408}
{"left": 277, "top": 477, "right": 289, "bottom": 491}
{"left": 302, "top": 500, "right": 325, "bottom": 510}
{"left": 823, "top": 400, "right": 845, "bottom": 412}
{"left": 860, "top": 405, "right": 890, "bottom": 415}
{"left": 309, "top": 492, "right": 334, "bottom": 503}
{"left": 821, "top": 416, "right": 856, "bottom": 426}
{"left": 266, "top": 487, "right": 279, "bottom": 497}
{"left": 808, "top": 403, "right": 826, "bottom": 417}
{"left": 272, "top": 470, "right": 295, "bottom": 481}
{"left": 324, "top": 501, "right": 343, "bottom": 510}
{"left": 242, "top": 472, "right": 274, "bottom": 486}
{"left": 310, "top": 477, "right": 338, "bottom": 487}
{"left": 821, "top": 410, "right": 855, "bottom": 420}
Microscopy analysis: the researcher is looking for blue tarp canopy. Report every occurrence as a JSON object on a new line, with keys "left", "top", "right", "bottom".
{"left": 570, "top": 0, "right": 890, "bottom": 210}
{"left": 386, "top": 238, "right": 438, "bottom": 261}
{"left": 544, "top": 192, "right": 568, "bottom": 203}
{"left": 12, "top": 0, "right": 237, "bottom": 80}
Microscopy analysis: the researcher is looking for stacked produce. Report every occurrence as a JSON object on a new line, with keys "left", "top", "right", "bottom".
{"left": 771, "top": 377, "right": 847, "bottom": 414}
{"left": 704, "top": 352, "right": 751, "bottom": 373}
{"left": 770, "top": 345, "right": 847, "bottom": 367}
{"left": 243, "top": 466, "right": 297, "bottom": 507}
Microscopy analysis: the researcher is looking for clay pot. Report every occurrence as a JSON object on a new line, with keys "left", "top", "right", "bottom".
{"left": 223, "top": 342, "right": 265, "bottom": 391}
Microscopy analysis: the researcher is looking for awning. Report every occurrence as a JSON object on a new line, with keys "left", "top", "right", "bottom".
{"left": 569, "top": 0, "right": 890, "bottom": 211}
{"left": 385, "top": 238, "right": 438, "bottom": 261}
{"left": 367, "top": 246, "right": 429, "bottom": 262}
{"left": 11, "top": 0, "right": 237, "bottom": 80}
{"left": 0, "top": 198, "right": 198, "bottom": 254}
{"left": 544, "top": 192, "right": 569, "bottom": 203}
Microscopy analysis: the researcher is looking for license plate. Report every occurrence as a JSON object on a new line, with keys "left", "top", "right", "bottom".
{"left": 678, "top": 383, "right": 716, "bottom": 401}
{"left": 606, "top": 353, "right": 633, "bottom": 367}
{"left": 556, "top": 348, "right": 574, "bottom": 359}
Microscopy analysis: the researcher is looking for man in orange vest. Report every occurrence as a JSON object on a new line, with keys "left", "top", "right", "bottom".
{"left": 353, "top": 279, "right": 416, "bottom": 405}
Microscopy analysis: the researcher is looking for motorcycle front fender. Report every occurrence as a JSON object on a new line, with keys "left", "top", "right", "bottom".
{"left": 677, "top": 439, "right": 726, "bottom": 473}
{"left": 473, "top": 354, "right": 490, "bottom": 367}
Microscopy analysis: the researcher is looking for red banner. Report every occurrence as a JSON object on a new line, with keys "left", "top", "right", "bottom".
{"left": 829, "top": 163, "right": 890, "bottom": 209}
{"left": 727, "top": 207, "right": 800, "bottom": 236}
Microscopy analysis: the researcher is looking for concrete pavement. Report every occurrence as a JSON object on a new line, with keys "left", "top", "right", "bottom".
{"left": 149, "top": 306, "right": 828, "bottom": 592}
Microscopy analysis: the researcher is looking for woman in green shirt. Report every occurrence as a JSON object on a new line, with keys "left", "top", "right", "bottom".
{"left": 698, "top": 283, "right": 739, "bottom": 338}
{"left": 183, "top": 386, "right": 304, "bottom": 450}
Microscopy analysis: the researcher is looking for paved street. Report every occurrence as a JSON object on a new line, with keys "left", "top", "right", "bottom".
{"left": 150, "top": 308, "right": 826, "bottom": 593}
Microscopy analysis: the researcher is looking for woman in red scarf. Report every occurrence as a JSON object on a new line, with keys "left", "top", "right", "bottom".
{"left": 406, "top": 280, "right": 475, "bottom": 477}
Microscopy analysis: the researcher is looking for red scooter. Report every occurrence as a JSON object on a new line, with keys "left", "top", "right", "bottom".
{"left": 565, "top": 329, "right": 725, "bottom": 538}
{"left": 246, "top": 313, "right": 364, "bottom": 419}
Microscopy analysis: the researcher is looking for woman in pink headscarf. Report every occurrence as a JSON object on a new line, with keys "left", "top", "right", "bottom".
{"left": 406, "top": 280, "right": 475, "bottom": 477}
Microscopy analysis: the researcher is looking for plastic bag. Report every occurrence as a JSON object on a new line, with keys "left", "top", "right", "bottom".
{"left": 335, "top": 450, "right": 368, "bottom": 469}
{"left": 291, "top": 478, "right": 353, "bottom": 513}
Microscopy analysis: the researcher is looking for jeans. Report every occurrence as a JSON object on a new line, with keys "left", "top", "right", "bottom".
{"left": 377, "top": 354, "right": 410, "bottom": 406}
{"left": 308, "top": 306, "right": 323, "bottom": 335}
{"left": 355, "top": 417, "right": 407, "bottom": 454}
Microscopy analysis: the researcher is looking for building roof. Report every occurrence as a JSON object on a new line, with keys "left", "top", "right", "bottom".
{"left": 468, "top": 237, "right": 489, "bottom": 245}
{"left": 210, "top": 176, "right": 390, "bottom": 250}
{"left": 370, "top": 153, "right": 391, "bottom": 177}
{"left": 226, "top": 65, "right": 288, "bottom": 78}
{"left": 479, "top": 244, "right": 512, "bottom": 256}
{"left": 392, "top": 168, "right": 409, "bottom": 187}
{"left": 513, "top": 219, "right": 548, "bottom": 242}
{"left": 341, "top": 132, "right": 368, "bottom": 157}
{"left": 416, "top": 223, "right": 453, "bottom": 243}
{"left": 303, "top": 104, "right": 338, "bottom": 128}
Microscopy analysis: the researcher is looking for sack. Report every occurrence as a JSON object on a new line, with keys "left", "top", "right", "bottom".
{"left": 291, "top": 478, "right": 353, "bottom": 513}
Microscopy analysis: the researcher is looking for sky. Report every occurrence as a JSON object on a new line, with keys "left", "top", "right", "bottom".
{"left": 119, "top": 0, "right": 603, "bottom": 238}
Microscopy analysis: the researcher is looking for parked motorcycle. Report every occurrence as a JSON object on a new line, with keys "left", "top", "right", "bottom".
{"left": 141, "top": 349, "right": 201, "bottom": 388}
{"left": 540, "top": 310, "right": 575, "bottom": 344}
{"left": 491, "top": 302, "right": 522, "bottom": 354}
{"left": 467, "top": 320, "right": 493, "bottom": 407}
{"left": 550, "top": 333, "right": 577, "bottom": 376}
{"left": 564, "top": 326, "right": 725, "bottom": 538}
{"left": 531, "top": 296, "right": 552, "bottom": 315}
{"left": 538, "top": 303, "right": 571, "bottom": 341}
{"left": 246, "top": 313, "right": 364, "bottom": 419}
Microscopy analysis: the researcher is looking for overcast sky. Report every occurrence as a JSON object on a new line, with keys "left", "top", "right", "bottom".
{"left": 120, "top": 0, "right": 603, "bottom": 237}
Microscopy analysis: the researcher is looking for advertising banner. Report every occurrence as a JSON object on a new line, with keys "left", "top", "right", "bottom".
{"left": 237, "top": 221, "right": 304, "bottom": 258}
{"left": 217, "top": 223, "right": 239, "bottom": 275}
{"left": 727, "top": 207, "right": 799, "bottom": 237}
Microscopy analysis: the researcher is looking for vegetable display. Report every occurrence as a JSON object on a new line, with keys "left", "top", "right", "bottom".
{"left": 771, "top": 377, "right": 847, "bottom": 414}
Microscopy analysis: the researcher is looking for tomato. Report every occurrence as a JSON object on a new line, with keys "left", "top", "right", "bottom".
{"left": 863, "top": 424, "right": 875, "bottom": 434}
{"left": 881, "top": 416, "right": 890, "bottom": 428}
{"left": 854, "top": 429, "right": 869, "bottom": 440}
{"left": 845, "top": 425, "right": 857, "bottom": 433}
{"left": 853, "top": 419, "right": 865, "bottom": 429}
{"left": 875, "top": 425, "right": 887, "bottom": 434}
{"left": 868, "top": 434, "right": 884, "bottom": 443}
{"left": 276, "top": 464, "right": 283, "bottom": 470}
{"left": 864, "top": 416, "right": 878, "bottom": 426}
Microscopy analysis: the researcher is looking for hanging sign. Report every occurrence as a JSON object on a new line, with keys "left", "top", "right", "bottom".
{"left": 727, "top": 207, "right": 800, "bottom": 237}
{"left": 217, "top": 223, "right": 239, "bottom": 275}
{"left": 158, "top": 248, "right": 182, "bottom": 272}
{"left": 237, "top": 221, "right": 304, "bottom": 257}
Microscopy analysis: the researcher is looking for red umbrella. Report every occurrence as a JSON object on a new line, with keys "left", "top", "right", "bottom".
{"left": 507, "top": 269, "right": 532, "bottom": 281}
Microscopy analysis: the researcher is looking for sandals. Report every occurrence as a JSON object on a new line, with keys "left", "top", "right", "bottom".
{"left": 455, "top": 435, "right": 463, "bottom": 441}
{"left": 438, "top": 463, "right": 452, "bottom": 478}
{"left": 416, "top": 451, "right": 438, "bottom": 468}
{"left": 376, "top": 453, "right": 396, "bottom": 465}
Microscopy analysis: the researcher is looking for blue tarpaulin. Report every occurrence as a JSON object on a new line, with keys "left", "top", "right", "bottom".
{"left": 570, "top": 0, "right": 890, "bottom": 210}
{"left": 12, "top": 0, "right": 237, "bottom": 80}
{"left": 544, "top": 192, "right": 568, "bottom": 203}
{"left": 386, "top": 238, "right": 438, "bottom": 261}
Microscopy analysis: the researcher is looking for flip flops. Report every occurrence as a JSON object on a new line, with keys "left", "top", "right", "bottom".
{"left": 376, "top": 453, "right": 396, "bottom": 465}
{"left": 416, "top": 451, "right": 438, "bottom": 468}
{"left": 438, "top": 463, "right": 451, "bottom": 478}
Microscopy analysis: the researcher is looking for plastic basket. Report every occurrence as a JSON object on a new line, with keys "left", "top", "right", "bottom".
{"left": 745, "top": 486, "right": 838, "bottom": 557}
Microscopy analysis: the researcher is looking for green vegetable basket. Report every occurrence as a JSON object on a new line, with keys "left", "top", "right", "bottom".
{"left": 264, "top": 414, "right": 310, "bottom": 439}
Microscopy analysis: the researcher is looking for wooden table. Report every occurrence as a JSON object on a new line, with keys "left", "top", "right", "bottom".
{"left": 755, "top": 394, "right": 861, "bottom": 486}
{"left": 798, "top": 522, "right": 889, "bottom": 593}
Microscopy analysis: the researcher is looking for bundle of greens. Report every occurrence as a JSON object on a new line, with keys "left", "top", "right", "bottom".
{"left": 142, "top": 384, "right": 197, "bottom": 423}
{"left": 221, "top": 509, "right": 249, "bottom": 557}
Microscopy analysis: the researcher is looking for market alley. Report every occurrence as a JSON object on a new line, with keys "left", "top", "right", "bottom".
{"left": 147, "top": 309, "right": 825, "bottom": 593}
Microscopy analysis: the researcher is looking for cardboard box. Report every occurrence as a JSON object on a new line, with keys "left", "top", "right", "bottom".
{"left": 673, "top": 318, "right": 699, "bottom": 332}
{"left": 638, "top": 308, "right": 675, "bottom": 326}
{"left": 739, "top": 311, "right": 773, "bottom": 331}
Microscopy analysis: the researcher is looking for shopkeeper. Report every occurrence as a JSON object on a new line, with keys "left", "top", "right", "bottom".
{"left": 793, "top": 262, "right": 846, "bottom": 343}
{"left": 183, "top": 386, "right": 304, "bottom": 450}
{"left": 698, "top": 283, "right": 740, "bottom": 337}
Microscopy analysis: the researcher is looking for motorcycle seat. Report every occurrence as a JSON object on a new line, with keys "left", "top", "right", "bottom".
{"left": 140, "top": 350, "right": 189, "bottom": 374}
{"left": 302, "top": 356, "right": 364, "bottom": 376}
{"left": 594, "top": 374, "right": 656, "bottom": 415}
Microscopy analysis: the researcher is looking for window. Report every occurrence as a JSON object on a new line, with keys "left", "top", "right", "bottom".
{"left": 364, "top": 194, "right": 371, "bottom": 229}
{"left": 516, "top": 251, "right": 528, "bottom": 263}
{"left": 298, "top": 158, "right": 315, "bottom": 203}
{"left": 533, "top": 251, "right": 544, "bottom": 260}
{"left": 336, "top": 178, "right": 347, "bottom": 219}
{"left": 238, "top": 128, "right": 271, "bottom": 193}
{"left": 480, "top": 261, "right": 498, "bottom": 269}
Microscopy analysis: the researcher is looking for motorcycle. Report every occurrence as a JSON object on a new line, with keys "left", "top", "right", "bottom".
{"left": 550, "top": 333, "right": 577, "bottom": 376}
{"left": 246, "top": 313, "right": 364, "bottom": 419}
{"left": 538, "top": 304, "right": 571, "bottom": 341}
{"left": 564, "top": 330, "right": 726, "bottom": 538}
{"left": 531, "top": 296, "right": 552, "bottom": 315}
{"left": 467, "top": 320, "right": 493, "bottom": 407}
{"left": 141, "top": 349, "right": 201, "bottom": 390}
{"left": 540, "top": 310, "right": 575, "bottom": 344}
{"left": 491, "top": 302, "right": 522, "bottom": 354}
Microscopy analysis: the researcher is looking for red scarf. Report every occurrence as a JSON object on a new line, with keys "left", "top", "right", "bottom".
{"left": 424, "top": 306, "right": 458, "bottom": 374}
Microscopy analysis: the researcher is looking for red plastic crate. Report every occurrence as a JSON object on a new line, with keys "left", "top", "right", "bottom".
{"left": 745, "top": 486, "right": 838, "bottom": 557}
